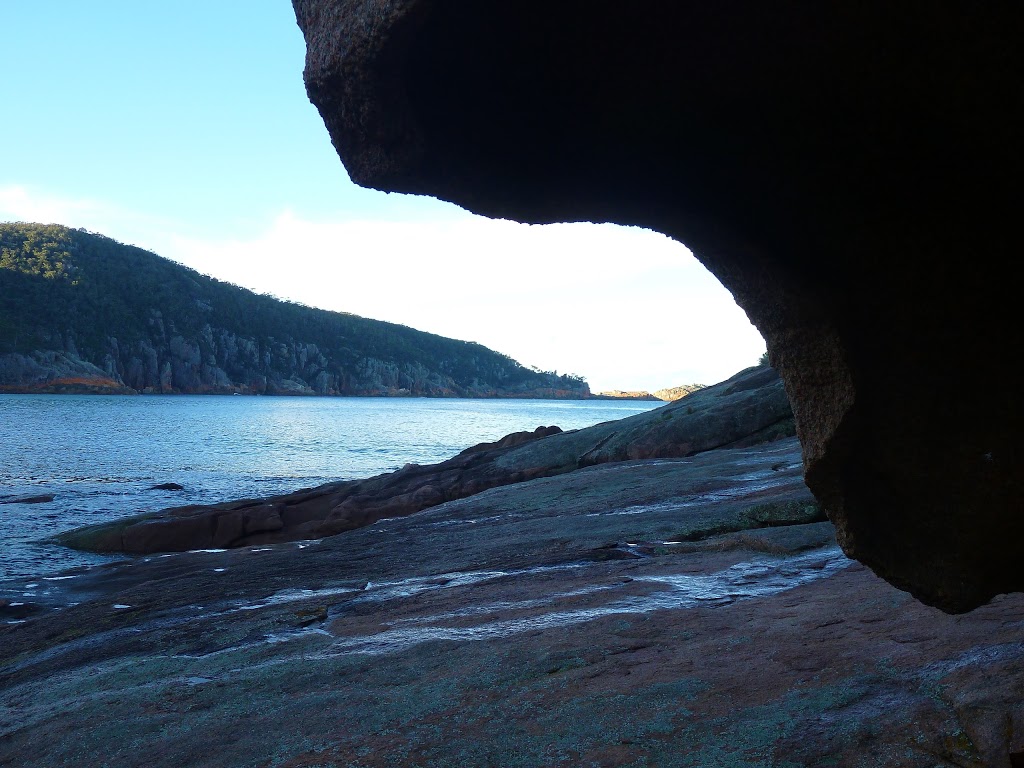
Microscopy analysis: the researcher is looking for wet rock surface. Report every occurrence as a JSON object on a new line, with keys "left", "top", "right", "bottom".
{"left": 4, "top": 437, "right": 1024, "bottom": 766}
{"left": 57, "top": 366, "right": 792, "bottom": 554}
{"left": 292, "top": 0, "right": 1024, "bottom": 612}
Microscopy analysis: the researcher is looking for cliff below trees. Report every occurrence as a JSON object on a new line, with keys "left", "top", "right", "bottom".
{"left": 0, "top": 223, "right": 589, "bottom": 398}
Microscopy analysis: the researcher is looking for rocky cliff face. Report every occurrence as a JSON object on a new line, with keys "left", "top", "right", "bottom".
{"left": 0, "top": 325, "right": 575, "bottom": 397}
{"left": 292, "top": 0, "right": 1024, "bottom": 612}
{"left": 0, "top": 351, "right": 134, "bottom": 395}
{"left": 595, "top": 384, "right": 706, "bottom": 402}
{"left": 653, "top": 384, "right": 705, "bottom": 402}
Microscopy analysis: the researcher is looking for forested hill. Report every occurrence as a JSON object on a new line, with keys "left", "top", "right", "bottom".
{"left": 0, "top": 223, "right": 590, "bottom": 398}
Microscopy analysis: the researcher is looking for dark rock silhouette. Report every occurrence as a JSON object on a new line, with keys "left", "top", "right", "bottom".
{"left": 292, "top": 0, "right": 1024, "bottom": 612}
{"left": 0, "top": 494, "right": 55, "bottom": 505}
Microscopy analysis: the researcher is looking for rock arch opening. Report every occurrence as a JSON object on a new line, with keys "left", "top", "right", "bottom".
{"left": 293, "top": 0, "right": 1024, "bottom": 612}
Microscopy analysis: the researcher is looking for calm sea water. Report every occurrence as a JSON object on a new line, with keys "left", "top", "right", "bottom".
{"left": 0, "top": 394, "right": 659, "bottom": 592}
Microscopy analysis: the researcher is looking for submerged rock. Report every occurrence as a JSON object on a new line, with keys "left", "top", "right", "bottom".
{"left": 0, "top": 494, "right": 55, "bottom": 505}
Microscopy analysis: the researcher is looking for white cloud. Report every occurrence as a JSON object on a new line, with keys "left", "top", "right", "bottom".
{"left": 1, "top": 186, "right": 765, "bottom": 392}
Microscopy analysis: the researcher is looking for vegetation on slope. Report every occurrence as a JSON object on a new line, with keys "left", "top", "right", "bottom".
{"left": 0, "top": 223, "right": 589, "bottom": 397}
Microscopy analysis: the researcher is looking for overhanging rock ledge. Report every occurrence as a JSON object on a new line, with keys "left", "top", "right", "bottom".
{"left": 292, "top": 0, "right": 1024, "bottom": 613}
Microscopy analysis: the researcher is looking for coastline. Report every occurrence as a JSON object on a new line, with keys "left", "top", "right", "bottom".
{"left": 1, "top": 380, "right": 694, "bottom": 401}
{"left": 0, "top": 371, "right": 592, "bottom": 399}
{"left": 52, "top": 366, "right": 793, "bottom": 556}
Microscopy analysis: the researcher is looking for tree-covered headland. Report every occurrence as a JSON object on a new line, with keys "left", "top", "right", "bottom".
{"left": 0, "top": 223, "right": 590, "bottom": 397}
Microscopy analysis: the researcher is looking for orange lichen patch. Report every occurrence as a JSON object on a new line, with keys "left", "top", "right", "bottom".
{"left": 0, "top": 376, "right": 129, "bottom": 394}
{"left": 47, "top": 376, "right": 124, "bottom": 388}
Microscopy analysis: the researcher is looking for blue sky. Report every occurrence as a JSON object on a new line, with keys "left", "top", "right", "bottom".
{"left": 0, "top": 1, "right": 765, "bottom": 392}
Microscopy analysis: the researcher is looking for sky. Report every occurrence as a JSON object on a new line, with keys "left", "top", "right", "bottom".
{"left": 0, "top": 1, "right": 765, "bottom": 393}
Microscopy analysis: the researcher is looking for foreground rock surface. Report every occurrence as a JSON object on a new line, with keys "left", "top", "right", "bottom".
{"left": 4, "top": 437, "right": 1024, "bottom": 766}
{"left": 292, "top": 0, "right": 1024, "bottom": 612}
{"left": 58, "top": 365, "right": 792, "bottom": 554}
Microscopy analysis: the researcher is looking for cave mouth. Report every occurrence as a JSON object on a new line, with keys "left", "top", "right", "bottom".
{"left": 424, "top": 217, "right": 769, "bottom": 397}
{"left": 295, "top": 0, "right": 1024, "bottom": 613}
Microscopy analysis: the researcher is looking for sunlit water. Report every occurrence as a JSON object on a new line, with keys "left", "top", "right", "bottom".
{"left": 0, "top": 394, "right": 659, "bottom": 587}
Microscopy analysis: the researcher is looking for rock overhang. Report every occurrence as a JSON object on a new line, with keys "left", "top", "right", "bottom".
{"left": 292, "top": 0, "right": 1024, "bottom": 612}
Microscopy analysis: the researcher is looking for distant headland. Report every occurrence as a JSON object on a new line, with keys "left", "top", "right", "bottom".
{"left": 594, "top": 383, "right": 706, "bottom": 402}
{"left": 0, "top": 223, "right": 590, "bottom": 398}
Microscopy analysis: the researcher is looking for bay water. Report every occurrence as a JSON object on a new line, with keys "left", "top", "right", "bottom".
{"left": 0, "top": 394, "right": 660, "bottom": 596}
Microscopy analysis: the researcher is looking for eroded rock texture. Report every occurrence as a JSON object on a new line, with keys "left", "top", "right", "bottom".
{"left": 292, "top": 1, "right": 1024, "bottom": 612}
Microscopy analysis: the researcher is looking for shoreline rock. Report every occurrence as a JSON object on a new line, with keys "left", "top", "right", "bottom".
{"left": 56, "top": 366, "right": 793, "bottom": 554}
